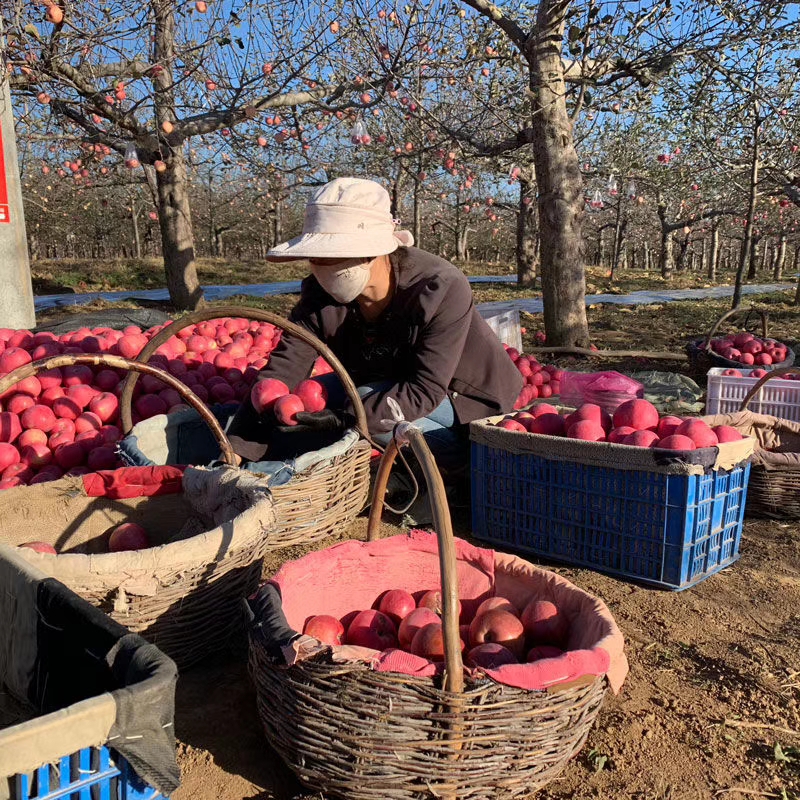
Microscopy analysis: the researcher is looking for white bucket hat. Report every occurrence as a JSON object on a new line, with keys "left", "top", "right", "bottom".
{"left": 266, "top": 177, "right": 415, "bottom": 262}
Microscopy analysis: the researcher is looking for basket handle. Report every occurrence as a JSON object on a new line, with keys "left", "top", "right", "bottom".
{"left": 0, "top": 354, "right": 238, "bottom": 465}
{"left": 702, "top": 306, "right": 769, "bottom": 352}
{"left": 740, "top": 366, "right": 800, "bottom": 411}
{"left": 118, "top": 306, "right": 369, "bottom": 440}
{"left": 366, "top": 427, "right": 464, "bottom": 696}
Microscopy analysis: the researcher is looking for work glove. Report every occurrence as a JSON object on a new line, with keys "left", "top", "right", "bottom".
{"left": 269, "top": 408, "right": 349, "bottom": 460}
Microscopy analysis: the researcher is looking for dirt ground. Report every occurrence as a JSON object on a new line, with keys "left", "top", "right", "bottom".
{"left": 26, "top": 271, "right": 800, "bottom": 799}
{"left": 170, "top": 509, "right": 800, "bottom": 800}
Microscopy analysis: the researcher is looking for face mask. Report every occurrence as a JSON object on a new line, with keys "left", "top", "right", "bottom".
{"left": 311, "top": 259, "right": 372, "bottom": 303}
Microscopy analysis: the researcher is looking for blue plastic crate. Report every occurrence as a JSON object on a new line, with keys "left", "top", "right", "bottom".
{"left": 14, "top": 745, "right": 163, "bottom": 800}
{"left": 471, "top": 441, "right": 750, "bottom": 590}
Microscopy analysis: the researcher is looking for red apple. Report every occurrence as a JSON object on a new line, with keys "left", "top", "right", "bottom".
{"left": 467, "top": 643, "right": 519, "bottom": 669}
{"left": 469, "top": 609, "right": 526, "bottom": 658}
{"left": 346, "top": 609, "right": 398, "bottom": 650}
{"left": 622, "top": 429, "right": 659, "bottom": 448}
{"left": 18, "top": 429, "right": 48, "bottom": 449}
{"left": 19, "top": 541, "right": 57, "bottom": 554}
{"left": 20, "top": 443, "right": 52, "bottom": 469}
{"left": 750, "top": 369, "right": 768, "bottom": 379}
{"left": 0, "top": 442, "right": 20, "bottom": 471}
{"left": 53, "top": 441, "right": 87, "bottom": 470}
{"left": 273, "top": 394, "right": 304, "bottom": 426}
{"left": 712, "top": 425, "right": 744, "bottom": 443}
{"left": 398, "top": 607, "right": 440, "bottom": 648}
{"left": 675, "top": 419, "right": 718, "bottom": 448}
{"left": 655, "top": 434, "right": 696, "bottom": 450}
{"left": 521, "top": 599, "right": 568, "bottom": 646}
{"left": 656, "top": 416, "right": 683, "bottom": 438}
{"left": 378, "top": 589, "right": 417, "bottom": 626}
{"left": 0, "top": 412, "right": 22, "bottom": 443}
{"left": 109, "top": 522, "right": 151, "bottom": 552}
{"left": 566, "top": 420, "right": 606, "bottom": 442}
{"left": 135, "top": 394, "right": 168, "bottom": 419}
{"left": 721, "top": 368, "right": 742, "bottom": 377}
{"left": 612, "top": 399, "right": 659, "bottom": 431}
{"left": 529, "top": 413, "right": 566, "bottom": 436}
{"left": 410, "top": 622, "right": 463, "bottom": 661}
{"left": 303, "top": 614, "right": 345, "bottom": 645}
{"left": 251, "top": 378, "right": 289, "bottom": 413}
{"left": 416, "top": 589, "right": 462, "bottom": 619}
{"left": 608, "top": 426, "right": 636, "bottom": 444}
{"left": 497, "top": 419, "right": 527, "bottom": 432}
{"left": 566, "top": 403, "right": 612, "bottom": 433}
{"left": 87, "top": 446, "right": 118, "bottom": 471}
{"left": 474, "top": 596, "right": 518, "bottom": 618}
{"left": 294, "top": 379, "right": 328, "bottom": 413}
{"left": 532, "top": 403, "right": 559, "bottom": 417}
{"left": 52, "top": 396, "right": 82, "bottom": 420}
{"left": 89, "top": 392, "right": 119, "bottom": 422}
{"left": 6, "top": 394, "right": 35, "bottom": 415}
{"left": 3, "top": 463, "right": 34, "bottom": 482}
{"left": 0, "top": 347, "right": 32, "bottom": 374}
{"left": 62, "top": 365, "right": 93, "bottom": 387}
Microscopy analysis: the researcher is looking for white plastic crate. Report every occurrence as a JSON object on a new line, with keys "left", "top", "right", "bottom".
{"left": 478, "top": 308, "right": 522, "bottom": 351}
{"left": 705, "top": 367, "right": 800, "bottom": 422}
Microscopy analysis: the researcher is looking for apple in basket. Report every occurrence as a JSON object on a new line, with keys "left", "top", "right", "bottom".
{"left": 469, "top": 609, "right": 526, "bottom": 658}
{"left": 474, "top": 596, "right": 518, "bottom": 618}
{"left": 417, "top": 589, "right": 462, "bottom": 619}
{"left": 273, "top": 394, "right": 305, "bottom": 426}
{"left": 303, "top": 615, "right": 345, "bottom": 646}
{"left": 378, "top": 589, "right": 417, "bottom": 626}
{"left": 521, "top": 600, "right": 568, "bottom": 646}
{"left": 346, "top": 609, "right": 398, "bottom": 650}
{"left": 466, "top": 643, "right": 519, "bottom": 669}
{"left": 398, "top": 607, "right": 440, "bottom": 648}
{"left": 19, "top": 541, "right": 57, "bottom": 554}
{"left": 108, "top": 522, "right": 151, "bottom": 552}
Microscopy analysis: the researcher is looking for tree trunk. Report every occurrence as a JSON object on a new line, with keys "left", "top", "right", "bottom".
{"left": 412, "top": 172, "right": 422, "bottom": 248}
{"left": 610, "top": 212, "right": 626, "bottom": 280}
{"left": 131, "top": 202, "right": 142, "bottom": 260}
{"left": 760, "top": 238, "right": 771, "bottom": 273}
{"left": 773, "top": 233, "right": 786, "bottom": 280}
{"left": 747, "top": 238, "right": 760, "bottom": 281}
{"left": 527, "top": 12, "right": 589, "bottom": 347}
{"left": 733, "top": 120, "right": 760, "bottom": 308}
{"left": 659, "top": 228, "right": 673, "bottom": 279}
{"left": 708, "top": 222, "right": 719, "bottom": 281}
{"left": 153, "top": 0, "right": 203, "bottom": 310}
{"left": 676, "top": 233, "right": 690, "bottom": 272}
{"left": 155, "top": 148, "right": 204, "bottom": 309}
{"left": 795, "top": 246, "right": 800, "bottom": 304}
{"left": 516, "top": 179, "right": 537, "bottom": 286}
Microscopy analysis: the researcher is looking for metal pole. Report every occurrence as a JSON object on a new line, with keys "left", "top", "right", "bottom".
{"left": 0, "top": 21, "right": 35, "bottom": 329}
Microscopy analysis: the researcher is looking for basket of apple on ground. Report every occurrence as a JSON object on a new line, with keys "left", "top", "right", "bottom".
{"left": 0, "top": 351, "right": 278, "bottom": 670}
{"left": 470, "top": 398, "right": 756, "bottom": 591}
{"left": 247, "top": 425, "right": 628, "bottom": 800}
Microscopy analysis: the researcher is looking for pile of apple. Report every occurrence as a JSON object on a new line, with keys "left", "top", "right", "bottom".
{"left": 0, "top": 319, "right": 335, "bottom": 490}
{"left": 503, "top": 345, "right": 564, "bottom": 409}
{"left": 19, "top": 521, "right": 151, "bottom": 555}
{"left": 494, "top": 398, "right": 745, "bottom": 450}
{"left": 303, "top": 588, "right": 569, "bottom": 669}
{"left": 708, "top": 333, "right": 790, "bottom": 367}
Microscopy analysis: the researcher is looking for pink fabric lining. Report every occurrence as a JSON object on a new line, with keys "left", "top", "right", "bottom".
{"left": 272, "top": 531, "right": 628, "bottom": 693}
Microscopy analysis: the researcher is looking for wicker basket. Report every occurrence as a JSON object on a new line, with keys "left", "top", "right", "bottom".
{"left": 118, "top": 306, "right": 372, "bottom": 547}
{"left": 0, "top": 354, "right": 275, "bottom": 669}
{"left": 686, "top": 306, "right": 795, "bottom": 373}
{"left": 706, "top": 367, "right": 800, "bottom": 520}
{"left": 247, "top": 428, "right": 626, "bottom": 800}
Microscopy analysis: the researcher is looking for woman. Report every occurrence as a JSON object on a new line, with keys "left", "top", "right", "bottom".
{"left": 228, "top": 177, "right": 522, "bottom": 479}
